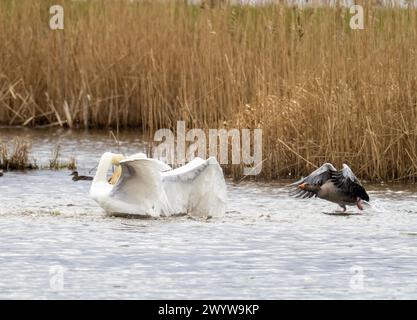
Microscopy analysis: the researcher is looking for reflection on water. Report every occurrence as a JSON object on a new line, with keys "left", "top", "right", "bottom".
{"left": 1, "top": 128, "right": 417, "bottom": 299}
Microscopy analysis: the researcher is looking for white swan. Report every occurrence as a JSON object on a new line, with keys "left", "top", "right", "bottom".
{"left": 89, "top": 152, "right": 227, "bottom": 217}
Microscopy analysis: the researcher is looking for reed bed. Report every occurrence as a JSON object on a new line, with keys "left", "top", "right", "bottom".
{"left": 0, "top": 138, "right": 77, "bottom": 171}
{"left": 1, "top": 1, "right": 417, "bottom": 181}
{"left": 0, "top": 137, "right": 38, "bottom": 170}
{"left": 49, "top": 144, "right": 77, "bottom": 170}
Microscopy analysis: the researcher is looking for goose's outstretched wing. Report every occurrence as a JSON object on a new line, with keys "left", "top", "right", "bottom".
{"left": 289, "top": 163, "right": 337, "bottom": 199}
{"left": 330, "top": 164, "right": 369, "bottom": 201}
{"left": 110, "top": 158, "right": 172, "bottom": 215}
{"left": 290, "top": 163, "right": 337, "bottom": 187}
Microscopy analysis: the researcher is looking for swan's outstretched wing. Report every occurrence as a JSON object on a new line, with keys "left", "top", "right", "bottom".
{"left": 108, "top": 153, "right": 172, "bottom": 185}
{"left": 110, "top": 158, "right": 172, "bottom": 215}
{"left": 126, "top": 153, "right": 147, "bottom": 160}
{"left": 163, "top": 157, "right": 227, "bottom": 216}
{"left": 289, "top": 163, "right": 337, "bottom": 198}
{"left": 330, "top": 164, "right": 369, "bottom": 201}
{"left": 163, "top": 157, "right": 210, "bottom": 182}
{"left": 126, "top": 153, "right": 172, "bottom": 171}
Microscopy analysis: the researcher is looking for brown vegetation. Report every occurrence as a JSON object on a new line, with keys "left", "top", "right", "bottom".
{"left": 0, "top": 138, "right": 37, "bottom": 170}
{"left": 0, "top": 138, "right": 77, "bottom": 171}
{"left": 1, "top": 1, "right": 417, "bottom": 181}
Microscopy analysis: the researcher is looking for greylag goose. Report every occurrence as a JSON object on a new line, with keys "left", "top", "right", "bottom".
{"left": 290, "top": 163, "right": 369, "bottom": 212}
{"left": 71, "top": 171, "right": 93, "bottom": 181}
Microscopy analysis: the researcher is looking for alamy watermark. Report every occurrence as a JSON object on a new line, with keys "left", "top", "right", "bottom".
{"left": 48, "top": 3, "right": 365, "bottom": 31}
{"left": 349, "top": 265, "right": 365, "bottom": 291}
{"left": 49, "top": 265, "right": 65, "bottom": 292}
{"left": 46, "top": 2, "right": 365, "bottom": 175}
{"left": 49, "top": 5, "right": 64, "bottom": 30}
{"left": 153, "top": 121, "right": 263, "bottom": 175}
{"left": 350, "top": 5, "right": 364, "bottom": 30}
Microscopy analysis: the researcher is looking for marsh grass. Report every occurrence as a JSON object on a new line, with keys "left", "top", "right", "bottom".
{"left": 1, "top": 1, "right": 417, "bottom": 181}
{"left": 49, "top": 144, "right": 77, "bottom": 170}
{"left": 0, "top": 137, "right": 38, "bottom": 170}
{"left": 0, "top": 138, "right": 77, "bottom": 171}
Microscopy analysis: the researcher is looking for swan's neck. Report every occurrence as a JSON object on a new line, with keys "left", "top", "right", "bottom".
{"left": 93, "top": 152, "right": 114, "bottom": 185}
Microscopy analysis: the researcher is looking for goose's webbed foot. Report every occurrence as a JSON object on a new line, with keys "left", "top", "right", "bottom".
{"left": 356, "top": 197, "right": 364, "bottom": 211}
{"left": 337, "top": 204, "right": 347, "bottom": 213}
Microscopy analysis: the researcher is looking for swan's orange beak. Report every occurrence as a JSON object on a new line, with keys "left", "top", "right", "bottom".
{"left": 298, "top": 183, "right": 306, "bottom": 190}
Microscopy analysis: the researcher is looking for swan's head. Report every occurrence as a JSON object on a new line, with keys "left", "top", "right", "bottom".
{"left": 107, "top": 154, "right": 124, "bottom": 185}
{"left": 92, "top": 152, "right": 124, "bottom": 185}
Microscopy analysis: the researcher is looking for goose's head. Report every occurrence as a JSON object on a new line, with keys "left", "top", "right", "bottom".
{"left": 91, "top": 152, "right": 124, "bottom": 184}
{"left": 298, "top": 183, "right": 320, "bottom": 194}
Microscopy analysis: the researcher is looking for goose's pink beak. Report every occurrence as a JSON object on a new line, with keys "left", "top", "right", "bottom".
{"left": 298, "top": 183, "right": 306, "bottom": 190}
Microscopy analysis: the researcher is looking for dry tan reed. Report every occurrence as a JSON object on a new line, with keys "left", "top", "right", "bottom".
{"left": 1, "top": 1, "right": 417, "bottom": 181}
{"left": 0, "top": 137, "right": 37, "bottom": 170}
{"left": 0, "top": 138, "right": 77, "bottom": 171}
{"left": 49, "top": 144, "right": 77, "bottom": 170}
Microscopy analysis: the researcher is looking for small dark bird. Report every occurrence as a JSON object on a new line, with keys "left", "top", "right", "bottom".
{"left": 0, "top": 170, "right": 3, "bottom": 177}
{"left": 289, "top": 163, "right": 369, "bottom": 212}
{"left": 70, "top": 171, "right": 93, "bottom": 181}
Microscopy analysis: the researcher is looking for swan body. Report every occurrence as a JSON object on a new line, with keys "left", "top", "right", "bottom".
{"left": 90, "top": 152, "right": 227, "bottom": 217}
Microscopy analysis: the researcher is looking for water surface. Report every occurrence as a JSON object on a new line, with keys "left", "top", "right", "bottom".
{"left": 1, "top": 128, "right": 417, "bottom": 299}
